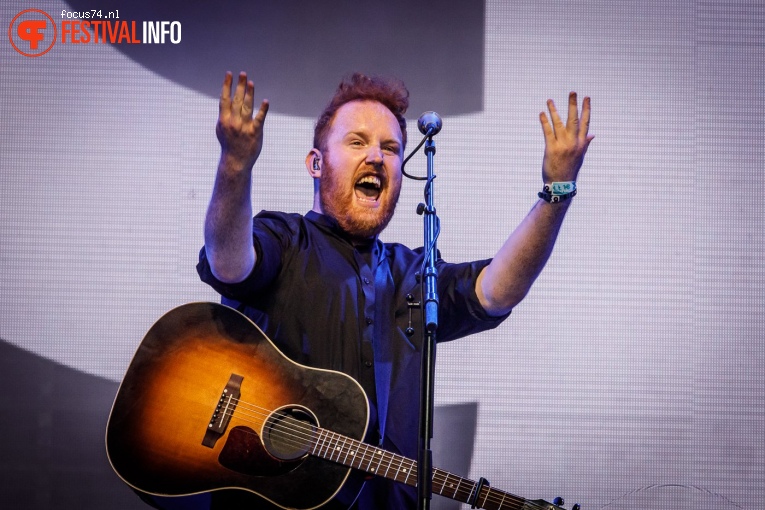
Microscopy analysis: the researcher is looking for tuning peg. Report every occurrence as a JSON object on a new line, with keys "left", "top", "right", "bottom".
{"left": 572, "top": 504, "right": 580, "bottom": 510}
{"left": 553, "top": 497, "right": 564, "bottom": 506}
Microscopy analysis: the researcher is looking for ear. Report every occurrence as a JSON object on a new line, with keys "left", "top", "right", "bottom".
{"left": 305, "top": 149, "right": 322, "bottom": 178}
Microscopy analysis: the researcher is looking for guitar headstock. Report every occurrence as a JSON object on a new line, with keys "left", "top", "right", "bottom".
{"left": 523, "top": 497, "right": 580, "bottom": 510}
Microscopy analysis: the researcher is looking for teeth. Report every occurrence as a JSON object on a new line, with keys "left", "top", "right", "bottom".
{"left": 357, "top": 176, "right": 381, "bottom": 189}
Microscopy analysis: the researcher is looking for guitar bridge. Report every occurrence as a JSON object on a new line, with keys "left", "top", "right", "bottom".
{"left": 202, "top": 373, "right": 243, "bottom": 448}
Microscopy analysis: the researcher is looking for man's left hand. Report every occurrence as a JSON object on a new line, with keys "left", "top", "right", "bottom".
{"left": 539, "top": 92, "right": 593, "bottom": 184}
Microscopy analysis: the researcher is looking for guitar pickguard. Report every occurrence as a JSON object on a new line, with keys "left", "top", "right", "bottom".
{"left": 218, "top": 426, "right": 301, "bottom": 476}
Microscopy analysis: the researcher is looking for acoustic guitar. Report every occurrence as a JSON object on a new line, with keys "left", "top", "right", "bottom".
{"left": 106, "top": 302, "right": 570, "bottom": 510}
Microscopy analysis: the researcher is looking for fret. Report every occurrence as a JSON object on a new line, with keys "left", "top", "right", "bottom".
{"left": 324, "top": 432, "right": 337, "bottom": 460}
{"left": 329, "top": 434, "right": 343, "bottom": 462}
{"left": 393, "top": 455, "right": 404, "bottom": 482}
{"left": 401, "top": 459, "right": 413, "bottom": 485}
{"left": 382, "top": 449, "right": 394, "bottom": 478}
{"left": 358, "top": 443, "right": 370, "bottom": 471}
{"left": 309, "top": 429, "right": 318, "bottom": 455}
{"left": 368, "top": 448, "right": 383, "bottom": 474}
{"left": 340, "top": 436, "right": 352, "bottom": 465}
{"left": 389, "top": 452, "right": 411, "bottom": 484}
{"left": 435, "top": 470, "right": 454, "bottom": 498}
{"left": 311, "top": 429, "right": 325, "bottom": 456}
{"left": 322, "top": 430, "right": 334, "bottom": 460}
{"left": 364, "top": 444, "right": 375, "bottom": 469}
{"left": 359, "top": 444, "right": 372, "bottom": 473}
{"left": 319, "top": 430, "right": 333, "bottom": 458}
{"left": 348, "top": 442, "right": 359, "bottom": 469}
{"left": 341, "top": 436, "right": 352, "bottom": 465}
{"left": 341, "top": 436, "right": 355, "bottom": 467}
{"left": 369, "top": 448, "right": 379, "bottom": 473}
{"left": 435, "top": 470, "right": 445, "bottom": 495}
{"left": 358, "top": 444, "right": 369, "bottom": 471}
{"left": 466, "top": 483, "right": 477, "bottom": 507}
{"left": 479, "top": 485, "right": 489, "bottom": 508}
{"left": 435, "top": 472, "right": 460, "bottom": 499}
{"left": 453, "top": 476, "right": 462, "bottom": 500}
{"left": 310, "top": 428, "right": 529, "bottom": 510}
{"left": 490, "top": 487, "right": 525, "bottom": 510}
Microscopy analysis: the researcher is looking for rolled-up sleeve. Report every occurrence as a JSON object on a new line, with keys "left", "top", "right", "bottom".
{"left": 436, "top": 258, "right": 511, "bottom": 342}
{"left": 196, "top": 211, "right": 296, "bottom": 302}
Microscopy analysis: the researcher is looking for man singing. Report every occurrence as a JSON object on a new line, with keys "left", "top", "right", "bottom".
{"left": 197, "top": 71, "right": 593, "bottom": 509}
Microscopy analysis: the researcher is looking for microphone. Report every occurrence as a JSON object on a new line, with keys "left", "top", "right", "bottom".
{"left": 417, "top": 111, "right": 442, "bottom": 136}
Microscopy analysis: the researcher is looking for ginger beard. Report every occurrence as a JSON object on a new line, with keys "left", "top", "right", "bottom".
{"left": 318, "top": 157, "right": 402, "bottom": 239}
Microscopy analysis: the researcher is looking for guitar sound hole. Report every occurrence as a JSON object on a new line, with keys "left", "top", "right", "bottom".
{"left": 262, "top": 406, "right": 318, "bottom": 461}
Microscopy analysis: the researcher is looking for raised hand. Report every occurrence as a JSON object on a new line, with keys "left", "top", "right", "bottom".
{"left": 216, "top": 71, "right": 269, "bottom": 172}
{"left": 539, "top": 92, "right": 593, "bottom": 184}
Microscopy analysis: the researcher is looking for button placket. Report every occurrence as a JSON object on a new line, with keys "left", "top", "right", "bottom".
{"left": 358, "top": 251, "right": 377, "bottom": 376}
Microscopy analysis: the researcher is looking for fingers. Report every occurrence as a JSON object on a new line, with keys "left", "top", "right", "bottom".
{"left": 579, "top": 96, "right": 592, "bottom": 143}
{"left": 220, "top": 71, "right": 266, "bottom": 124}
{"left": 539, "top": 92, "right": 593, "bottom": 184}
{"left": 219, "top": 71, "right": 246, "bottom": 121}
{"left": 539, "top": 111, "right": 554, "bottom": 140}
{"left": 219, "top": 71, "right": 233, "bottom": 116}
{"left": 566, "top": 91, "right": 579, "bottom": 131}
{"left": 542, "top": 93, "right": 592, "bottom": 142}
{"left": 216, "top": 71, "right": 269, "bottom": 167}
{"left": 242, "top": 79, "right": 255, "bottom": 117}
{"left": 547, "top": 99, "right": 565, "bottom": 137}
{"left": 231, "top": 72, "right": 247, "bottom": 120}
{"left": 254, "top": 99, "right": 270, "bottom": 125}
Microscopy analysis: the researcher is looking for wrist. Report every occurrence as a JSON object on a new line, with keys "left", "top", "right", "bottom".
{"left": 218, "top": 151, "right": 255, "bottom": 176}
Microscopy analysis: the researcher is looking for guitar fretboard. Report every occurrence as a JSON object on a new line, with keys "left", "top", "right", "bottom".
{"left": 311, "top": 428, "right": 530, "bottom": 510}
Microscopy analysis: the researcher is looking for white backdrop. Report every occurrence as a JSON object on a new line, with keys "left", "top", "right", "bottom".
{"left": 1, "top": 1, "right": 763, "bottom": 509}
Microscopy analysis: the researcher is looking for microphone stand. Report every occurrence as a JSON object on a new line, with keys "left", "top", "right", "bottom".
{"left": 402, "top": 112, "right": 442, "bottom": 510}
{"left": 417, "top": 133, "right": 439, "bottom": 510}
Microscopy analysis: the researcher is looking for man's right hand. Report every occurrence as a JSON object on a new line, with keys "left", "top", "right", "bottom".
{"left": 216, "top": 71, "right": 270, "bottom": 172}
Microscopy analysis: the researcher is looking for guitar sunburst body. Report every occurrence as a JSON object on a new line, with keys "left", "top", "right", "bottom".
{"left": 106, "top": 302, "right": 369, "bottom": 509}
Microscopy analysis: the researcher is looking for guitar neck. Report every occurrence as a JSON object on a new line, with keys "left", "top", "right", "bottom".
{"left": 311, "top": 428, "right": 531, "bottom": 510}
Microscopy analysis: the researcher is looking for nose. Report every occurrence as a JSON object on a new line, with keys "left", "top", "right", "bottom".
{"left": 365, "top": 146, "right": 384, "bottom": 166}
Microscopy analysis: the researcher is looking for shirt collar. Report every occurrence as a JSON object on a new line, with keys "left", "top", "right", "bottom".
{"left": 305, "top": 210, "right": 381, "bottom": 251}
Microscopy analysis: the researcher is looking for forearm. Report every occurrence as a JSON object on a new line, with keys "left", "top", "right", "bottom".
{"left": 477, "top": 199, "right": 570, "bottom": 315}
{"left": 204, "top": 71, "right": 268, "bottom": 283}
{"left": 477, "top": 92, "right": 593, "bottom": 316}
{"left": 203, "top": 154, "right": 256, "bottom": 283}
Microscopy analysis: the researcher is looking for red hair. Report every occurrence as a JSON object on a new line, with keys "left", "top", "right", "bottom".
{"left": 313, "top": 73, "right": 409, "bottom": 151}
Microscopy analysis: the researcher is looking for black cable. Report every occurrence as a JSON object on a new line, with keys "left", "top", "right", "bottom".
{"left": 401, "top": 131, "right": 434, "bottom": 181}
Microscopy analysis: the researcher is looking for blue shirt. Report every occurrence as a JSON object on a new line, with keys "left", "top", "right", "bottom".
{"left": 197, "top": 210, "right": 510, "bottom": 509}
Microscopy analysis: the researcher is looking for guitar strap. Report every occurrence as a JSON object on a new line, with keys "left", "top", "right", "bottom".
{"left": 372, "top": 244, "right": 392, "bottom": 445}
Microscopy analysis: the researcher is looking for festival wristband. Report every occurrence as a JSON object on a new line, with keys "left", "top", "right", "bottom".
{"left": 538, "top": 181, "right": 577, "bottom": 203}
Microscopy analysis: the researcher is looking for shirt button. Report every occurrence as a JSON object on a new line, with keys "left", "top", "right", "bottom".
{"left": 366, "top": 317, "right": 374, "bottom": 325}
{"left": 364, "top": 360, "right": 373, "bottom": 368}
{"left": 363, "top": 277, "right": 370, "bottom": 284}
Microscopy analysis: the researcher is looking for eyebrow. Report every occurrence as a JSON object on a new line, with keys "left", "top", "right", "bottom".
{"left": 344, "top": 131, "right": 402, "bottom": 146}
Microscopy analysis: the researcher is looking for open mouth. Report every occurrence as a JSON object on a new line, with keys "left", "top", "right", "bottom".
{"left": 354, "top": 175, "right": 382, "bottom": 203}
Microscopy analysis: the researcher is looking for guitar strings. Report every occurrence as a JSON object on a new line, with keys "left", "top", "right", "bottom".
{"left": 202, "top": 394, "right": 526, "bottom": 510}
{"left": 225, "top": 396, "right": 526, "bottom": 510}
{"left": 217, "top": 399, "right": 441, "bottom": 489}
{"left": 225, "top": 397, "right": 524, "bottom": 510}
